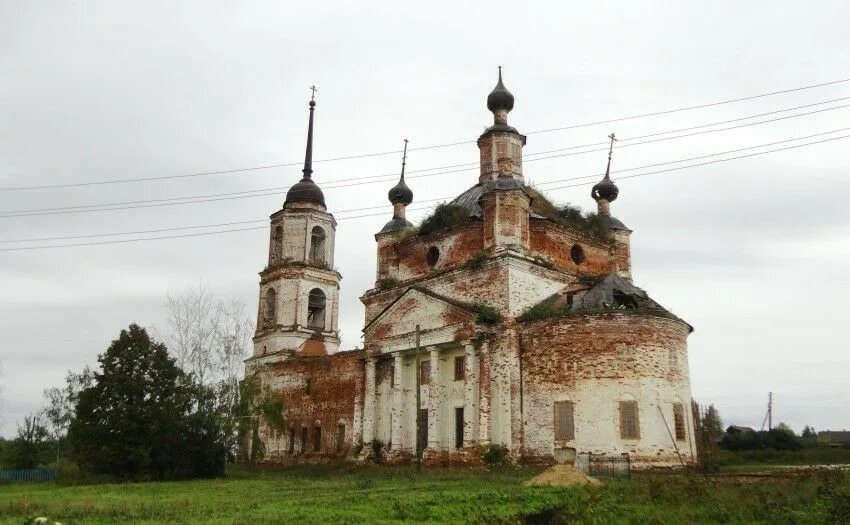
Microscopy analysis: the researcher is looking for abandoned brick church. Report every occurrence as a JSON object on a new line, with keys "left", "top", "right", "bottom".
{"left": 244, "top": 71, "right": 696, "bottom": 468}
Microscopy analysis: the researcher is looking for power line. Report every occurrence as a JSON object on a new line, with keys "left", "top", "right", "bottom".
{"left": 2, "top": 133, "right": 847, "bottom": 251}
{"left": 543, "top": 133, "right": 850, "bottom": 191}
{"left": 2, "top": 76, "right": 849, "bottom": 191}
{"left": 4, "top": 101, "right": 849, "bottom": 219}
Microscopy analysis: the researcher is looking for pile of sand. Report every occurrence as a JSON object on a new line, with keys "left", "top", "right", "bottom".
{"left": 524, "top": 464, "right": 602, "bottom": 487}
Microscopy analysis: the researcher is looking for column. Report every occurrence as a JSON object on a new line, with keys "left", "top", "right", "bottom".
{"left": 463, "top": 342, "right": 476, "bottom": 447}
{"left": 362, "top": 356, "right": 376, "bottom": 445}
{"left": 478, "top": 340, "right": 491, "bottom": 445}
{"left": 390, "top": 353, "right": 403, "bottom": 450}
{"left": 427, "top": 346, "right": 441, "bottom": 450}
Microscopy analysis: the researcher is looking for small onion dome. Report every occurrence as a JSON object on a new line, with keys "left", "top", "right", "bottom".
{"left": 388, "top": 177, "right": 413, "bottom": 206}
{"left": 380, "top": 216, "right": 413, "bottom": 234}
{"left": 487, "top": 67, "right": 514, "bottom": 113}
{"left": 285, "top": 177, "right": 326, "bottom": 207}
{"left": 591, "top": 174, "right": 619, "bottom": 202}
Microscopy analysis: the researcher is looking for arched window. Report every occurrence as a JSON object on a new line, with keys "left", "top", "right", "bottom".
{"left": 307, "top": 288, "right": 326, "bottom": 329}
{"left": 310, "top": 226, "right": 326, "bottom": 264}
{"left": 264, "top": 288, "right": 276, "bottom": 325}
{"left": 272, "top": 226, "right": 283, "bottom": 263}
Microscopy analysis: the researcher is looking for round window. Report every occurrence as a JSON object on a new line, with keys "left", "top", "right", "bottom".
{"left": 570, "top": 244, "right": 585, "bottom": 265}
{"left": 426, "top": 246, "right": 440, "bottom": 267}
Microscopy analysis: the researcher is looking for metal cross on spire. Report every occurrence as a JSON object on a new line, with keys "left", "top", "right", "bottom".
{"left": 607, "top": 132, "right": 617, "bottom": 161}
{"left": 604, "top": 132, "right": 617, "bottom": 179}
{"left": 310, "top": 85, "right": 317, "bottom": 102}
{"left": 401, "top": 139, "right": 408, "bottom": 179}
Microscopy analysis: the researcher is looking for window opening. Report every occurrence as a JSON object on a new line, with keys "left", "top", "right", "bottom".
{"left": 426, "top": 246, "right": 440, "bottom": 267}
{"left": 455, "top": 407, "right": 465, "bottom": 449}
{"left": 272, "top": 225, "right": 283, "bottom": 262}
{"left": 570, "top": 244, "right": 585, "bottom": 264}
{"left": 307, "top": 288, "right": 326, "bottom": 329}
{"left": 310, "top": 226, "right": 326, "bottom": 264}
{"left": 264, "top": 288, "right": 276, "bottom": 325}
{"left": 454, "top": 356, "right": 465, "bottom": 381}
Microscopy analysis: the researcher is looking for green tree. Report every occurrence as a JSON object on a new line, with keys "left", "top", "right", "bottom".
{"left": 68, "top": 324, "right": 228, "bottom": 479}
{"left": 2, "top": 411, "right": 52, "bottom": 469}
{"left": 802, "top": 425, "right": 817, "bottom": 438}
{"left": 704, "top": 404, "right": 724, "bottom": 437}
{"left": 42, "top": 366, "right": 95, "bottom": 461}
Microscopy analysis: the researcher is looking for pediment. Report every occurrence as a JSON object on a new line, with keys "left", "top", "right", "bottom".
{"left": 363, "top": 287, "right": 477, "bottom": 349}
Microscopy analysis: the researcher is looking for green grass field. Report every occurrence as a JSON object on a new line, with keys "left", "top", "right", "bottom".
{"left": 1, "top": 465, "right": 849, "bottom": 524}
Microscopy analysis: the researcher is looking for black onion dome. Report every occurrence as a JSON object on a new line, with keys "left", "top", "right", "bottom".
{"left": 487, "top": 68, "right": 514, "bottom": 113}
{"left": 591, "top": 175, "right": 619, "bottom": 202}
{"left": 388, "top": 177, "right": 413, "bottom": 206}
{"left": 285, "top": 177, "right": 326, "bottom": 207}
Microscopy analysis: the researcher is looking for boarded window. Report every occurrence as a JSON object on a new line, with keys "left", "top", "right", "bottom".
{"left": 419, "top": 360, "right": 430, "bottom": 385}
{"left": 554, "top": 401, "right": 575, "bottom": 441}
{"left": 455, "top": 407, "right": 464, "bottom": 449}
{"left": 307, "top": 288, "right": 326, "bottom": 329}
{"left": 314, "top": 426, "right": 322, "bottom": 452}
{"left": 336, "top": 424, "right": 345, "bottom": 453}
{"left": 454, "top": 356, "right": 465, "bottom": 381}
{"left": 673, "top": 403, "right": 686, "bottom": 441}
{"left": 288, "top": 429, "right": 295, "bottom": 454}
{"left": 300, "top": 427, "right": 308, "bottom": 453}
{"left": 310, "top": 226, "right": 326, "bottom": 264}
{"left": 619, "top": 401, "right": 640, "bottom": 439}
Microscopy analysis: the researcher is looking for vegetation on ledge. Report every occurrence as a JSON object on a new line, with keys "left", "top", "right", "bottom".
{"left": 469, "top": 302, "right": 501, "bottom": 324}
{"left": 417, "top": 204, "right": 470, "bottom": 236}
{"left": 518, "top": 303, "right": 566, "bottom": 322}
{"left": 525, "top": 186, "right": 610, "bottom": 240}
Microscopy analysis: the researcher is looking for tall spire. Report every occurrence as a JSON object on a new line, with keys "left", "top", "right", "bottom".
{"left": 285, "top": 86, "right": 326, "bottom": 208}
{"left": 302, "top": 85, "right": 317, "bottom": 179}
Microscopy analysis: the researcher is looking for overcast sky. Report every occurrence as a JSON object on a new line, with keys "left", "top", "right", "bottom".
{"left": 2, "top": 1, "right": 849, "bottom": 437}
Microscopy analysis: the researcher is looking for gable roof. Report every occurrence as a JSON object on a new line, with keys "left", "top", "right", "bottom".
{"left": 363, "top": 286, "right": 479, "bottom": 333}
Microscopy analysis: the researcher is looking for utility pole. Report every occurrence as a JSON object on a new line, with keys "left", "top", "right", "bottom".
{"left": 414, "top": 324, "right": 422, "bottom": 472}
{"left": 768, "top": 392, "right": 773, "bottom": 431}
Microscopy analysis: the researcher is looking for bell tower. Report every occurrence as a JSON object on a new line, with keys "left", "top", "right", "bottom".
{"left": 252, "top": 89, "right": 341, "bottom": 359}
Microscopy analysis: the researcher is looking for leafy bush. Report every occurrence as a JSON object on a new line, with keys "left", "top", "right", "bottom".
{"left": 418, "top": 204, "right": 469, "bottom": 236}
{"left": 482, "top": 444, "right": 508, "bottom": 466}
